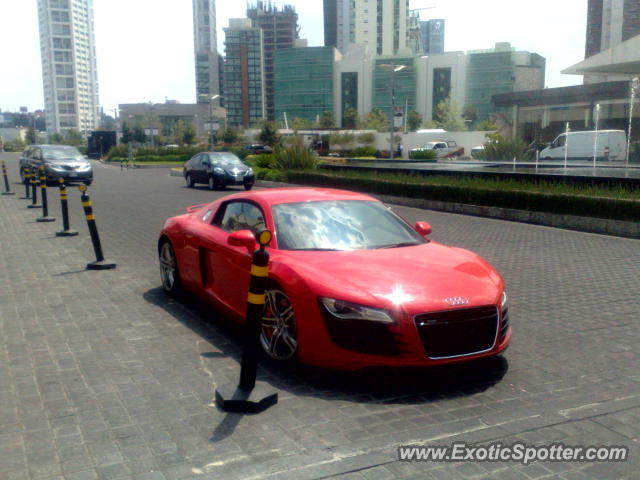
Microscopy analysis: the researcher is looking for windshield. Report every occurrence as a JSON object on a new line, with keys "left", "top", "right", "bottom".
{"left": 43, "top": 146, "right": 84, "bottom": 162}
{"left": 272, "top": 200, "right": 426, "bottom": 251}
{"left": 212, "top": 153, "right": 243, "bottom": 166}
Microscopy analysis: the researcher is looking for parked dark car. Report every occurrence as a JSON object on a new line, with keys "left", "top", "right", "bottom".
{"left": 19, "top": 145, "right": 93, "bottom": 185}
{"left": 244, "top": 144, "right": 273, "bottom": 154}
{"left": 183, "top": 152, "right": 255, "bottom": 190}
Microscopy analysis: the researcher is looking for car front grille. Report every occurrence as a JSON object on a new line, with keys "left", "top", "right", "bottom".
{"left": 414, "top": 306, "right": 499, "bottom": 359}
{"left": 500, "top": 306, "right": 509, "bottom": 340}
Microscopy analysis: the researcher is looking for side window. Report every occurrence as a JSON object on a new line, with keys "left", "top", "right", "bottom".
{"left": 556, "top": 136, "right": 566, "bottom": 147}
{"left": 215, "top": 201, "right": 266, "bottom": 235}
{"left": 33, "top": 148, "right": 42, "bottom": 160}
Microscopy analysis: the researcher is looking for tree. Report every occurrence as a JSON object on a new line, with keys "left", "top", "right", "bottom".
{"left": 342, "top": 107, "right": 359, "bottom": 129}
{"left": 362, "top": 108, "right": 389, "bottom": 132}
{"left": 172, "top": 119, "right": 186, "bottom": 145}
{"left": 132, "top": 125, "right": 147, "bottom": 144}
{"left": 476, "top": 120, "right": 498, "bottom": 131}
{"left": 49, "top": 133, "right": 63, "bottom": 144}
{"left": 462, "top": 105, "right": 478, "bottom": 126}
{"left": 318, "top": 111, "right": 335, "bottom": 128}
{"left": 434, "top": 98, "right": 466, "bottom": 131}
{"left": 120, "top": 122, "right": 133, "bottom": 144}
{"left": 258, "top": 121, "right": 278, "bottom": 146}
{"left": 291, "top": 117, "right": 309, "bottom": 131}
{"left": 26, "top": 127, "right": 37, "bottom": 144}
{"left": 219, "top": 127, "right": 238, "bottom": 144}
{"left": 406, "top": 111, "right": 422, "bottom": 132}
{"left": 182, "top": 122, "right": 196, "bottom": 145}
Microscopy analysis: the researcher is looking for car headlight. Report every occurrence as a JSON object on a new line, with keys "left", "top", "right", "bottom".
{"left": 46, "top": 163, "right": 64, "bottom": 171}
{"left": 500, "top": 290, "right": 508, "bottom": 310}
{"left": 245, "top": 167, "right": 254, "bottom": 176}
{"left": 213, "top": 167, "right": 224, "bottom": 174}
{"left": 320, "top": 297, "right": 394, "bottom": 324}
{"left": 76, "top": 162, "right": 92, "bottom": 172}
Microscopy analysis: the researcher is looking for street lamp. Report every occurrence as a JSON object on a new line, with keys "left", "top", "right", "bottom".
{"left": 201, "top": 94, "right": 222, "bottom": 149}
{"left": 387, "top": 65, "right": 406, "bottom": 160}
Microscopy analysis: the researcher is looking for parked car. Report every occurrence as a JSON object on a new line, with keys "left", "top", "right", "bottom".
{"left": 183, "top": 152, "right": 254, "bottom": 190}
{"left": 19, "top": 145, "right": 93, "bottom": 185}
{"left": 539, "top": 130, "right": 626, "bottom": 160}
{"left": 410, "top": 141, "right": 465, "bottom": 158}
{"left": 158, "top": 188, "right": 511, "bottom": 370}
{"left": 245, "top": 144, "right": 273, "bottom": 154}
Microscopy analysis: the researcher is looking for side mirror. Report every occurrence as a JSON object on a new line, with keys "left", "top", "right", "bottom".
{"left": 415, "top": 221, "right": 432, "bottom": 236}
{"left": 228, "top": 229, "right": 256, "bottom": 250}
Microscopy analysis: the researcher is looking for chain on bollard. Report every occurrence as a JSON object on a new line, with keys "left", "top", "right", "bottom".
{"left": 36, "top": 166, "right": 55, "bottom": 222}
{"left": 27, "top": 167, "right": 42, "bottom": 209}
{"left": 215, "top": 230, "right": 278, "bottom": 413}
{"left": 79, "top": 184, "right": 116, "bottom": 270}
{"left": 55, "top": 178, "right": 78, "bottom": 237}
{"left": 1, "top": 161, "right": 15, "bottom": 195}
{"left": 20, "top": 168, "right": 31, "bottom": 199}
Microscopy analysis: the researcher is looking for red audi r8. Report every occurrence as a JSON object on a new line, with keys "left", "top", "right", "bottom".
{"left": 158, "top": 188, "right": 511, "bottom": 370}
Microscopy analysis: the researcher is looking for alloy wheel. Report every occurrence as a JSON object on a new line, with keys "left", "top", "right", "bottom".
{"left": 159, "top": 241, "right": 178, "bottom": 292}
{"left": 260, "top": 289, "right": 298, "bottom": 360}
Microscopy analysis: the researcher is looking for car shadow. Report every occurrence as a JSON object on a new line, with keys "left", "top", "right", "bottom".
{"left": 143, "top": 286, "right": 509, "bottom": 406}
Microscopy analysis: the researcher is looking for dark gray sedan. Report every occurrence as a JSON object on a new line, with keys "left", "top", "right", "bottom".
{"left": 183, "top": 152, "right": 254, "bottom": 190}
{"left": 19, "top": 145, "right": 93, "bottom": 185}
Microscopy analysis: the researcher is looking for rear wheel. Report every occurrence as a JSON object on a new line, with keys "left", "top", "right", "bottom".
{"left": 260, "top": 288, "right": 298, "bottom": 361}
{"left": 159, "top": 240, "right": 181, "bottom": 295}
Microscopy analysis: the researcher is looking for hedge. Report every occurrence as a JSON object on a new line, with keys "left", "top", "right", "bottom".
{"left": 286, "top": 171, "right": 640, "bottom": 222}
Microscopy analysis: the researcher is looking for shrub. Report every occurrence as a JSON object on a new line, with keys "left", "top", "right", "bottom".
{"left": 273, "top": 140, "right": 318, "bottom": 170}
{"left": 355, "top": 132, "right": 375, "bottom": 145}
{"left": 482, "top": 134, "right": 533, "bottom": 161}
{"left": 349, "top": 146, "right": 377, "bottom": 158}
{"left": 408, "top": 149, "right": 437, "bottom": 160}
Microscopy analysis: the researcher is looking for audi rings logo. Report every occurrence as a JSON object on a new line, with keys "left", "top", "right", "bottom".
{"left": 445, "top": 297, "right": 469, "bottom": 306}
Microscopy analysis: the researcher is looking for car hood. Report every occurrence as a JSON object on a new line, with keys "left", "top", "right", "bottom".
{"left": 219, "top": 165, "right": 249, "bottom": 174}
{"left": 277, "top": 242, "right": 503, "bottom": 314}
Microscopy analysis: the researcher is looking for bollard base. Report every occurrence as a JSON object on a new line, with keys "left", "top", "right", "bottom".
{"left": 19, "top": 196, "right": 31, "bottom": 200}
{"left": 37, "top": 216, "right": 56, "bottom": 222}
{"left": 215, "top": 382, "right": 278, "bottom": 413}
{"left": 2, "top": 191, "right": 15, "bottom": 195}
{"left": 56, "top": 230, "right": 78, "bottom": 237}
{"left": 27, "top": 204, "right": 42, "bottom": 209}
{"left": 87, "top": 260, "right": 116, "bottom": 270}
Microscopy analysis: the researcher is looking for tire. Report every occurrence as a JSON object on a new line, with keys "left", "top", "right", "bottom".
{"left": 244, "top": 183, "right": 253, "bottom": 191}
{"left": 159, "top": 240, "right": 181, "bottom": 295}
{"left": 208, "top": 175, "right": 218, "bottom": 191}
{"left": 185, "top": 173, "right": 194, "bottom": 188}
{"left": 20, "top": 168, "right": 26, "bottom": 184}
{"left": 260, "top": 287, "right": 298, "bottom": 361}
{"left": 84, "top": 180, "right": 92, "bottom": 186}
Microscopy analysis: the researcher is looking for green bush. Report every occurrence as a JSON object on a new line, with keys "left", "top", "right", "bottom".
{"left": 105, "top": 145, "right": 205, "bottom": 161}
{"left": 482, "top": 135, "right": 533, "bottom": 161}
{"left": 348, "top": 146, "right": 377, "bottom": 158}
{"left": 286, "top": 171, "right": 640, "bottom": 222}
{"left": 273, "top": 140, "right": 318, "bottom": 170}
{"left": 252, "top": 153, "right": 274, "bottom": 168}
{"left": 109, "top": 155, "right": 186, "bottom": 163}
{"left": 408, "top": 149, "right": 437, "bottom": 160}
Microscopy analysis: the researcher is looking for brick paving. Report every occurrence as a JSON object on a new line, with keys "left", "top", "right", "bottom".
{"left": 0, "top": 152, "right": 638, "bottom": 479}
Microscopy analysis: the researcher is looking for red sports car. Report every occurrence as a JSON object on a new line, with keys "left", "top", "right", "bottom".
{"left": 158, "top": 188, "right": 511, "bottom": 370}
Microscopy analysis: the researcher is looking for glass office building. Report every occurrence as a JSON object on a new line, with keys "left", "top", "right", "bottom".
{"left": 371, "top": 56, "right": 416, "bottom": 118}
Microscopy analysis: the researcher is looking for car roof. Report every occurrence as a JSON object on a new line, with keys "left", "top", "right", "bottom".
{"left": 223, "top": 187, "right": 379, "bottom": 206}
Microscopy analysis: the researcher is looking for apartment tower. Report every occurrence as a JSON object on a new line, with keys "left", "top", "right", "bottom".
{"left": 324, "top": 0, "right": 410, "bottom": 55}
{"left": 37, "top": 0, "right": 99, "bottom": 134}
{"left": 193, "top": 0, "right": 222, "bottom": 106}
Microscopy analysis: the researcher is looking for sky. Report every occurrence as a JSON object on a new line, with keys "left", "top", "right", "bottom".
{"left": 0, "top": 0, "right": 588, "bottom": 114}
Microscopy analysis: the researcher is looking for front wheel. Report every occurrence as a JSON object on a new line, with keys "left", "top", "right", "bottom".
{"left": 260, "top": 288, "right": 298, "bottom": 361}
{"left": 244, "top": 183, "right": 253, "bottom": 191}
{"left": 159, "top": 240, "right": 181, "bottom": 295}
{"left": 208, "top": 175, "right": 220, "bottom": 190}
{"left": 185, "top": 173, "right": 194, "bottom": 188}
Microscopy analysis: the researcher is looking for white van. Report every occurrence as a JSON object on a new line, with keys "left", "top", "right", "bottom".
{"left": 539, "top": 130, "right": 626, "bottom": 160}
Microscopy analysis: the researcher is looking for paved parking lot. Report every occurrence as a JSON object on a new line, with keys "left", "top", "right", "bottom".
{"left": 1, "top": 153, "right": 639, "bottom": 480}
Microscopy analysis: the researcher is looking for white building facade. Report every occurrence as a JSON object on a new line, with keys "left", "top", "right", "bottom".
{"left": 335, "top": 0, "right": 410, "bottom": 56}
{"left": 193, "top": 0, "right": 221, "bottom": 106}
{"left": 37, "top": 0, "right": 99, "bottom": 134}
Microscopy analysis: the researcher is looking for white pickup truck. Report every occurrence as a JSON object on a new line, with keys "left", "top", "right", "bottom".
{"left": 410, "top": 141, "right": 465, "bottom": 158}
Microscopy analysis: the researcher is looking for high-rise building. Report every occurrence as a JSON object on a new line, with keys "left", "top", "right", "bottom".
{"left": 223, "top": 19, "right": 266, "bottom": 127}
{"left": 585, "top": 0, "right": 640, "bottom": 58}
{"left": 325, "top": 0, "right": 410, "bottom": 56}
{"left": 37, "top": 0, "right": 99, "bottom": 134}
{"left": 466, "top": 42, "right": 545, "bottom": 122}
{"left": 247, "top": 2, "right": 299, "bottom": 122}
{"left": 193, "top": 0, "right": 222, "bottom": 107}
{"left": 421, "top": 19, "right": 445, "bottom": 55}
{"left": 274, "top": 47, "right": 337, "bottom": 124}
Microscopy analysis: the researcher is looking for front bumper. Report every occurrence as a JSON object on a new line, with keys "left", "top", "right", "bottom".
{"left": 216, "top": 172, "right": 254, "bottom": 187}
{"left": 46, "top": 169, "right": 93, "bottom": 183}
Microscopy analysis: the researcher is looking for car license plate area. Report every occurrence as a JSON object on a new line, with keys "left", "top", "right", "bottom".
{"left": 68, "top": 172, "right": 78, "bottom": 177}
{"left": 414, "top": 306, "right": 498, "bottom": 359}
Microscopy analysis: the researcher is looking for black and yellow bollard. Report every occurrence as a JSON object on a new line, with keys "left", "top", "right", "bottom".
{"left": 20, "top": 168, "right": 31, "bottom": 199}
{"left": 36, "top": 166, "right": 55, "bottom": 222}
{"left": 215, "top": 230, "right": 278, "bottom": 413}
{"left": 79, "top": 184, "right": 116, "bottom": 270}
{"left": 27, "top": 167, "right": 41, "bottom": 209}
{"left": 55, "top": 178, "right": 78, "bottom": 237}
{"left": 1, "top": 161, "right": 14, "bottom": 195}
